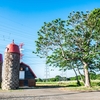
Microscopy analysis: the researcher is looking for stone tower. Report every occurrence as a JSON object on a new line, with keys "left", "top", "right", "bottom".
{"left": 2, "top": 41, "right": 20, "bottom": 90}
{"left": 0, "top": 54, "right": 3, "bottom": 86}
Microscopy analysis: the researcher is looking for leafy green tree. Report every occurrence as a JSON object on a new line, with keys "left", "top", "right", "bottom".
{"left": 36, "top": 78, "right": 43, "bottom": 82}
{"left": 47, "top": 50, "right": 81, "bottom": 85}
{"left": 89, "top": 72, "right": 97, "bottom": 80}
{"left": 96, "top": 74, "right": 100, "bottom": 80}
{"left": 55, "top": 75, "right": 62, "bottom": 81}
{"left": 49, "top": 78, "right": 56, "bottom": 82}
{"left": 34, "top": 9, "right": 100, "bottom": 87}
{"left": 64, "top": 10, "right": 100, "bottom": 87}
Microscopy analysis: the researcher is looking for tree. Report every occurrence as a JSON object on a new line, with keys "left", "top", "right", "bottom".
{"left": 34, "top": 9, "right": 100, "bottom": 87}
{"left": 36, "top": 78, "right": 43, "bottom": 82}
{"left": 64, "top": 10, "right": 100, "bottom": 87}
{"left": 55, "top": 75, "right": 62, "bottom": 81}
{"left": 47, "top": 49, "right": 81, "bottom": 85}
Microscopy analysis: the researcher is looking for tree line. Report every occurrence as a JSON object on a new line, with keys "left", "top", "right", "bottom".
{"left": 36, "top": 73, "right": 100, "bottom": 82}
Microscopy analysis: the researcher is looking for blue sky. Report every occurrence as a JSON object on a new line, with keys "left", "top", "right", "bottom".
{"left": 0, "top": 0, "right": 100, "bottom": 78}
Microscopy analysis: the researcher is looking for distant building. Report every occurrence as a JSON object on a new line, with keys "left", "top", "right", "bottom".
{"left": 19, "top": 62, "right": 37, "bottom": 87}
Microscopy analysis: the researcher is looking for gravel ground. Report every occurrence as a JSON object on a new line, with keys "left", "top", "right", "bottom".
{"left": 0, "top": 87, "right": 100, "bottom": 100}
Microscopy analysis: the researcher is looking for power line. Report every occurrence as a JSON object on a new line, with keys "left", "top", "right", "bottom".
{"left": 0, "top": 23, "right": 33, "bottom": 34}
{"left": 0, "top": 29, "right": 36, "bottom": 39}
{"left": 0, "top": 15, "right": 34, "bottom": 30}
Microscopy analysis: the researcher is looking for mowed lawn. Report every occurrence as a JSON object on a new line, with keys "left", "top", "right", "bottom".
{"left": 36, "top": 80, "right": 100, "bottom": 91}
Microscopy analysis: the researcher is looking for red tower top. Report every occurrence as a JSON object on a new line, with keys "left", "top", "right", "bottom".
{"left": 0, "top": 54, "right": 3, "bottom": 62}
{"left": 5, "top": 40, "right": 20, "bottom": 54}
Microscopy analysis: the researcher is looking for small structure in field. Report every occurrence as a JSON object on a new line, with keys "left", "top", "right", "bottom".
{"left": 19, "top": 62, "right": 36, "bottom": 87}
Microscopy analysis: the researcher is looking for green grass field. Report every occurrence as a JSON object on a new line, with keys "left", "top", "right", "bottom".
{"left": 36, "top": 80, "right": 100, "bottom": 91}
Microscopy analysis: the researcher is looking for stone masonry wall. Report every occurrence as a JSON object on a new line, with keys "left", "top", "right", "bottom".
{"left": 0, "top": 62, "right": 2, "bottom": 86}
{"left": 2, "top": 52, "right": 20, "bottom": 90}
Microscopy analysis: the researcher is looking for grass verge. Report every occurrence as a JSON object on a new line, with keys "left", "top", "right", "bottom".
{"left": 36, "top": 80, "right": 100, "bottom": 91}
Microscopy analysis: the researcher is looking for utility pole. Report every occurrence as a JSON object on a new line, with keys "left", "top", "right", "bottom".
{"left": 45, "top": 62, "right": 50, "bottom": 82}
{"left": 44, "top": 51, "right": 50, "bottom": 82}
